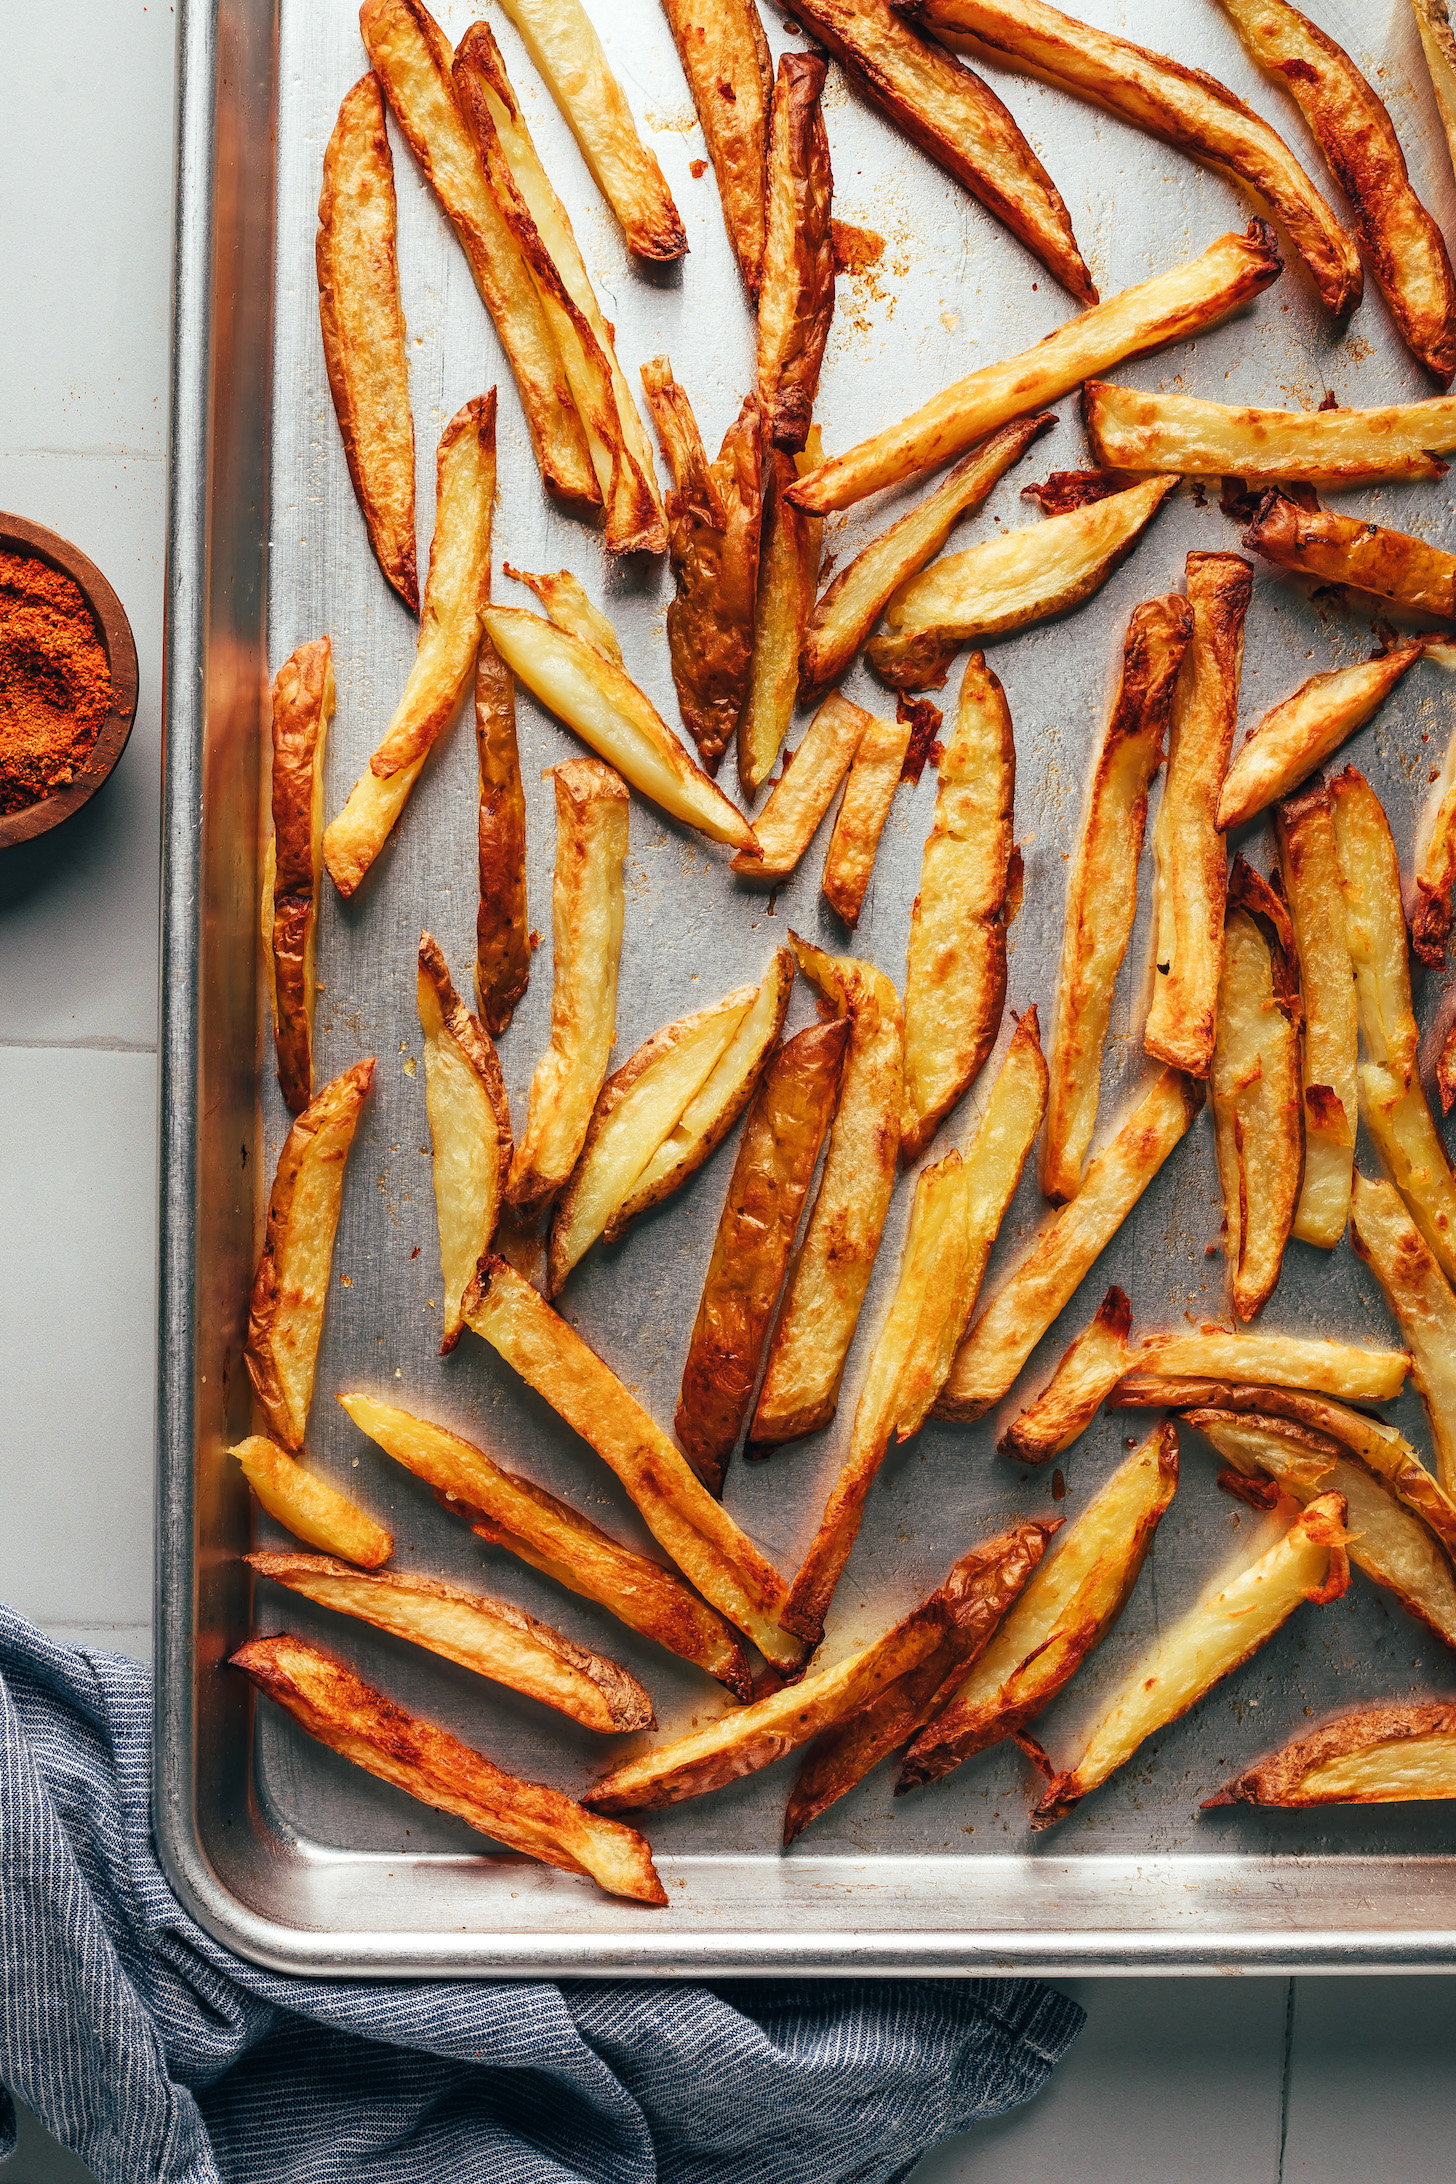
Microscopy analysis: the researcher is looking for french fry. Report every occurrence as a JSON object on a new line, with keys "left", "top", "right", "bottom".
{"left": 900, "top": 1426, "right": 1178, "bottom": 1791}
{"left": 461, "top": 1258, "right": 805, "bottom": 1672}
{"left": 1350, "top": 1170, "right": 1456, "bottom": 1495}
{"left": 503, "top": 563, "right": 622, "bottom": 663}
{"left": 1414, "top": 0, "right": 1456, "bottom": 188}
{"left": 900, "top": 653, "right": 1016, "bottom": 1157}
{"left": 1020, "top": 470, "right": 1126, "bottom": 514}
{"left": 999, "top": 1287, "right": 1131, "bottom": 1464}
{"left": 936, "top": 1069, "right": 1205, "bottom": 1424}
{"left": 1218, "top": 643, "right": 1426, "bottom": 831}
{"left": 1041, "top": 595, "right": 1192, "bottom": 1202}
{"left": 495, "top": 0, "right": 687, "bottom": 261}
{"left": 948, "top": 1003, "right": 1048, "bottom": 1329}
{"left": 1145, "top": 552, "right": 1253, "bottom": 1077}
{"left": 1273, "top": 782, "right": 1357, "bottom": 1247}
{"left": 473, "top": 618, "right": 529, "bottom": 1035}
{"left": 317, "top": 74, "right": 417, "bottom": 611}
{"left": 232, "top": 1435, "right": 393, "bottom": 1569}
{"left": 323, "top": 396, "right": 494, "bottom": 897}
{"left": 749, "top": 938, "right": 904, "bottom": 1450}
{"left": 740, "top": 436, "right": 824, "bottom": 795}
{"left": 231, "top": 1633, "right": 666, "bottom": 1904}
{"left": 675, "top": 1020, "right": 851, "bottom": 1491}
{"left": 1414, "top": 714, "right": 1456, "bottom": 964}
{"left": 821, "top": 711, "right": 912, "bottom": 927}
{"left": 482, "top": 608, "right": 758, "bottom": 850}
{"left": 1211, "top": 857, "right": 1302, "bottom": 1320}
{"left": 507, "top": 759, "right": 628, "bottom": 1215}
{"left": 417, "top": 933, "right": 511, "bottom": 1351}
{"left": 264, "top": 639, "right": 333, "bottom": 1115}
{"left": 661, "top": 0, "right": 772, "bottom": 295}
{"left": 1084, "top": 380, "right": 1456, "bottom": 484}
{"left": 246, "top": 1059, "right": 375, "bottom": 1451}
{"left": 732, "top": 691, "right": 871, "bottom": 878}
{"left": 1207, "top": 1700, "right": 1456, "bottom": 1807}
{"left": 339, "top": 1394, "right": 751, "bottom": 1695}
{"left": 787, "top": 223, "right": 1284, "bottom": 516}
{"left": 1243, "top": 492, "right": 1456, "bottom": 619}
{"left": 757, "top": 52, "right": 835, "bottom": 456}
{"left": 359, "top": 0, "right": 596, "bottom": 510}
{"left": 1031, "top": 1492, "right": 1350, "bottom": 1828}
{"left": 246, "top": 1551, "right": 655, "bottom": 1733}
{"left": 1111, "top": 1328, "right": 1409, "bottom": 1405}
{"left": 913, "top": 0, "right": 1359, "bottom": 318}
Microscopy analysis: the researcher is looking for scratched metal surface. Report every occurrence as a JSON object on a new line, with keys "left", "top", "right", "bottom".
{"left": 163, "top": 0, "right": 1456, "bottom": 1971}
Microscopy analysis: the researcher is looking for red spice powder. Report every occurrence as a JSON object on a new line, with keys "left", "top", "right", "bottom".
{"left": 0, "top": 549, "right": 112, "bottom": 816}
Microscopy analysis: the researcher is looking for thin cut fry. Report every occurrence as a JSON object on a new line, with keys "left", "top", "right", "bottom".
{"left": 1350, "top": 1170, "right": 1456, "bottom": 1495}
{"left": 1000, "top": 1287, "right": 1132, "bottom": 1464}
{"left": 1414, "top": 709, "right": 1456, "bottom": 964}
{"left": 1414, "top": 0, "right": 1456, "bottom": 189}
{"left": 417, "top": 932, "right": 511, "bottom": 1351}
{"left": 1273, "top": 782, "right": 1357, "bottom": 1247}
{"left": 232, "top": 1435, "right": 393, "bottom": 1569}
{"left": 1207, "top": 1700, "right": 1456, "bottom": 1806}
{"left": 661, "top": 0, "right": 772, "bottom": 295}
{"left": 1218, "top": 642, "right": 1426, "bottom": 831}
{"left": 757, "top": 51, "right": 835, "bottom": 455}
{"left": 952, "top": 1005, "right": 1049, "bottom": 1332}
{"left": 265, "top": 639, "right": 333, "bottom": 1114}
{"left": 740, "top": 432, "right": 823, "bottom": 795}
{"left": 1211, "top": 857, "right": 1302, "bottom": 1321}
{"left": 1084, "top": 380, "right": 1456, "bottom": 483}
{"left": 1243, "top": 492, "right": 1456, "bottom": 619}
{"left": 731, "top": 692, "right": 871, "bottom": 878}
{"left": 473, "top": 617, "right": 529, "bottom": 1034}
{"left": 822, "top": 712, "right": 912, "bottom": 926}
{"left": 1111, "top": 1328, "right": 1409, "bottom": 1404}
{"left": 504, "top": 562, "right": 622, "bottom": 663}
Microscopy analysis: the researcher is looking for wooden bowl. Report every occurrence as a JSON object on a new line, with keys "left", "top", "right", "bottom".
{"left": 0, "top": 512, "right": 140, "bottom": 849}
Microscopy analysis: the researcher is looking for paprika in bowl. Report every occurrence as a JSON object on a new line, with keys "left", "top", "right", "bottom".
{"left": 0, "top": 513, "right": 139, "bottom": 849}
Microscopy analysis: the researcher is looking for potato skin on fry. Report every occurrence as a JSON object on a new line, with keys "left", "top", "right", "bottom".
{"left": 1219, "top": 643, "right": 1426, "bottom": 832}
{"left": 757, "top": 52, "right": 835, "bottom": 456}
{"left": 999, "top": 1286, "right": 1132, "bottom": 1463}
{"left": 474, "top": 624, "right": 529, "bottom": 1035}
{"left": 1243, "top": 492, "right": 1456, "bottom": 618}
{"left": 1206, "top": 1700, "right": 1456, "bottom": 1807}
{"left": 233, "top": 1435, "right": 393, "bottom": 1569}
{"left": 1211, "top": 859, "right": 1302, "bottom": 1321}
{"left": 1414, "top": 730, "right": 1456, "bottom": 967}
{"left": 741, "top": 442, "right": 824, "bottom": 794}
{"left": 822, "top": 712, "right": 911, "bottom": 927}
{"left": 1272, "top": 782, "right": 1356, "bottom": 1248}
{"left": 732, "top": 691, "right": 871, "bottom": 879}
{"left": 417, "top": 932, "right": 511, "bottom": 1351}
{"left": 267, "top": 638, "right": 334, "bottom": 1115}
{"left": 1351, "top": 1170, "right": 1456, "bottom": 1496}
{"left": 661, "top": 0, "right": 772, "bottom": 296}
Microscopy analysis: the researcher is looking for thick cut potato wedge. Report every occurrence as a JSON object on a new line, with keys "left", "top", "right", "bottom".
{"left": 417, "top": 932, "right": 511, "bottom": 1351}
{"left": 1243, "top": 492, "right": 1456, "bottom": 619}
{"left": 462, "top": 1258, "right": 804, "bottom": 1673}
{"left": 661, "top": 0, "right": 771, "bottom": 295}
{"left": 482, "top": 608, "right": 757, "bottom": 851}
{"left": 822, "top": 712, "right": 912, "bottom": 927}
{"left": 340, "top": 1394, "right": 750, "bottom": 1695}
{"left": 1084, "top": 381, "right": 1456, "bottom": 484}
{"left": 901, "top": 1426, "right": 1177, "bottom": 1791}
{"left": 474, "top": 621, "right": 529, "bottom": 1035}
{"left": 247, "top": 1551, "right": 654, "bottom": 1733}
{"left": 232, "top": 1435, "right": 392, "bottom": 1568}
{"left": 1211, "top": 860, "right": 1302, "bottom": 1320}
{"left": 232, "top": 1633, "right": 665, "bottom": 1903}
{"left": 359, "top": 0, "right": 595, "bottom": 510}
{"left": 496, "top": 0, "right": 686, "bottom": 261}
{"left": 868, "top": 475, "right": 1177, "bottom": 692}
{"left": 324, "top": 395, "right": 494, "bottom": 897}
{"left": 507, "top": 760, "right": 628, "bottom": 1215}
{"left": 749, "top": 939, "right": 904, "bottom": 1450}
{"left": 1350, "top": 1170, "right": 1456, "bottom": 1494}
{"left": 1415, "top": 0, "right": 1456, "bottom": 187}
{"left": 265, "top": 639, "right": 333, "bottom": 1114}
{"left": 1031, "top": 1492, "right": 1350, "bottom": 1827}
{"left": 936, "top": 1069, "right": 1205, "bottom": 1423}
{"left": 1208, "top": 1700, "right": 1456, "bottom": 1806}
{"left": 1330, "top": 766, "right": 1419, "bottom": 1082}
{"left": 246, "top": 1059, "right": 375, "bottom": 1451}
{"left": 1273, "top": 783, "right": 1357, "bottom": 1247}
{"left": 1042, "top": 595, "right": 1192, "bottom": 1202}
{"left": 547, "top": 985, "right": 756, "bottom": 1293}
{"left": 317, "top": 75, "right": 417, "bottom": 611}
{"left": 1112, "top": 1327, "right": 1409, "bottom": 1404}
{"left": 676, "top": 1021, "right": 851, "bottom": 1492}
{"left": 1414, "top": 715, "right": 1456, "bottom": 965}
{"left": 740, "top": 438, "right": 824, "bottom": 794}
{"left": 504, "top": 563, "right": 622, "bottom": 662}
{"left": 901, "top": 654, "right": 1016, "bottom": 1156}
{"left": 1146, "top": 552, "right": 1252, "bottom": 1076}
{"left": 757, "top": 52, "right": 834, "bottom": 456}
{"left": 1000, "top": 1287, "right": 1132, "bottom": 1464}
{"left": 732, "top": 692, "right": 871, "bottom": 878}
{"left": 1219, "top": 643, "right": 1425, "bottom": 831}
{"left": 788, "top": 224, "right": 1284, "bottom": 517}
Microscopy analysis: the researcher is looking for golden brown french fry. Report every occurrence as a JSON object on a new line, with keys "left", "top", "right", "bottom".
{"left": 495, "top": 0, "right": 687, "bottom": 261}
{"left": 821, "top": 712, "right": 912, "bottom": 927}
{"left": 949, "top": 1002, "right": 1048, "bottom": 1312}
{"left": 1207, "top": 1700, "right": 1456, "bottom": 1806}
{"left": 265, "top": 639, "right": 333, "bottom": 1115}
{"left": 462, "top": 1258, "right": 805, "bottom": 1672}
{"left": 936, "top": 1069, "right": 1205, "bottom": 1424}
{"left": 787, "top": 223, "right": 1284, "bottom": 516}
{"left": 739, "top": 437, "right": 824, "bottom": 795}
{"left": 1218, "top": 643, "right": 1426, "bottom": 831}
{"left": 730, "top": 691, "right": 871, "bottom": 877}
{"left": 1084, "top": 380, "right": 1456, "bottom": 483}
{"left": 231, "top": 1633, "right": 666, "bottom": 1903}
{"left": 1041, "top": 595, "right": 1192, "bottom": 1203}
{"left": 232, "top": 1435, "right": 393, "bottom": 1569}
{"left": 1360, "top": 1062, "right": 1456, "bottom": 1289}
{"left": 1211, "top": 857, "right": 1302, "bottom": 1321}
{"left": 757, "top": 51, "right": 834, "bottom": 456}
{"left": 1243, "top": 492, "right": 1456, "bottom": 618}
{"left": 507, "top": 759, "right": 628, "bottom": 1215}
{"left": 317, "top": 75, "right": 417, "bottom": 611}
{"left": 339, "top": 1393, "right": 751, "bottom": 1695}
{"left": 503, "top": 563, "right": 623, "bottom": 663}
{"left": 1414, "top": 0, "right": 1456, "bottom": 187}
{"left": 901, "top": 653, "right": 1015, "bottom": 1157}
{"left": 245, "top": 1059, "right": 375, "bottom": 1451}
{"left": 1031, "top": 1491, "right": 1350, "bottom": 1827}
{"left": 661, "top": 0, "right": 772, "bottom": 295}
{"left": 675, "top": 1020, "right": 852, "bottom": 1492}
{"left": 1350, "top": 1170, "right": 1456, "bottom": 1494}
{"left": 1145, "top": 551, "right": 1253, "bottom": 1076}
{"left": 1112, "top": 1327, "right": 1409, "bottom": 1404}
{"left": 1414, "top": 712, "right": 1456, "bottom": 965}
{"left": 900, "top": 1425, "right": 1178, "bottom": 1791}
{"left": 324, "top": 396, "right": 494, "bottom": 897}
{"left": 473, "top": 619, "right": 529, "bottom": 1035}
{"left": 417, "top": 932, "right": 511, "bottom": 1351}
{"left": 999, "top": 1287, "right": 1131, "bottom": 1464}
{"left": 1273, "top": 782, "right": 1356, "bottom": 1247}
{"left": 749, "top": 939, "right": 904, "bottom": 1450}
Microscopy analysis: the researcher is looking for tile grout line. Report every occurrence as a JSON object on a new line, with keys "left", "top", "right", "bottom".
{"left": 1275, "top": 1976, "right": 1297, "bottom": 2182}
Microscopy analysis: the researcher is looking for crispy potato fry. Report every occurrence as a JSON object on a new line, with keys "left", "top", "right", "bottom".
{"left": 1219, "top": 642, "right": 1425, "bottom": 831}
{"left": 1415, "top": 0, "right": 1456, "bottom": 186}
{"left": 360, "top": 0, "right": 595, "bottom": 509}
{"left": 417, "top": 933, "right": 511, "bottom": 1350}
{"left": 232, "top": 1632, "right": 665, "bottom": 1903}
{"left": 901, "top": 1426, "right": 1177, "bottom": 1791}
{"left": 340, "top": 1394, "right": 750, "bottom": 1695}
{"left": 757, "top": 52, "right": 834, "bottom": 455}
{"left": 247, "top": 1550, "right": 654, "bottom": 1733}
{"left": 1145, "top": 551, "right": 1253, "bottom": 1076}
{"left": 1244, "top": 492, "right": 1456, "bottom": 618}
{"left": 473, "top": 619, "right": 529, "bottom": 1035}
{"left": 900, "top": 654, "right": 1016, "bottom": 1155}
{"left": 265, "top": 639, "right": 333, "bottom": 1114}
{"left": 949, "top": 1002, "right": 1048, "bottom": 1304}
{"left": 503, "top": 562, "right": 622, "bottom": 663}
{"left": 507, "top": 760, "right": 628, "bottom": 1215}
{"left": 661, "top": 0, "right": 771, "bottom": 295}
{"left": 1359, "top": 1061, "right": 1456, "bottom": 1287}
{"left": 999, "top": 1287, "right": 1132, "bottom": 1464}
{"left": 740, "top": 436, "right": 824, "bottom": 795}
{"left": 1084, "top": 380, "right": 1456, "bottom": 484}
{"left": 1350, "top": 1170, "right": 1456, "bottom": 1494}
{"left": 496, "top": 0, "right": 686, "bottom": 260}
{"left": 1042, "top": 596, "right": 1192, "bottom": 1202}
{"left": 732, "top": 691, "right": 871, "bottom": 878}
{"left": 1211, "top": 858, "right": 1302, "bottom": 1320}
{"left": 1112, "top": 1326, "right": 1409, "bottom": 1404}
{"left": 246, "top": 1059, "right": 375, "bottom": 1451}
{"left": 462, "top": 1258, "right": 804, "bottom": 1672}
{"left": 1207, "top": 1700, "right": 1456, "bottom": 1806}
{"left": 1273, "top": 783, "right": 1357, "bottom": 1247}
{"left": 317, "top": 74, "right": 417, "bottom": 611}
{"left": 936, "top": 1069, "right": 1205, "bottom": 1424}
{"left": 788, "top": 223, "right": 1284, "bottom": 517}
{"left": 1414, "top": 712, "right": 1456, "bottom": 965}
{"left": 1031, "top": 1491, "right": 1350, "bottom": 1828}
{"left": 676, "top": 1021, "right": 851, "bottom": 1491}
{"left": 232, "top": 1435, "right": 393, "bottom": 1569}
{"left": 749, "top": 939, "right": 904, "bottom": 1450}
{"left": 324, "top": 395, "right": 494, "bottom": 897}
{"left": 821, "top": 712, "right": 912, "bottom": 927}
{"left": 782, "top": 0, "right": 1093, "bottom": 301}
{"left": 481, "top": 609, "right": 758, "bottom": 851}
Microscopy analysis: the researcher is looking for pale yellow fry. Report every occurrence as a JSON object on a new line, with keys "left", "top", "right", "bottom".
{"left": 1414, "top": 0, "right": 1456, "bottom": 189}
{"left": 731, "top": 691, "right": 870, "bottom": 877}
{"left": 1210, "top": 1699, "right": 1456, "bottom": 1805}
{"left": 503, "top": 563, "right": 623, "bottom": 663}
{"left": 1351, "top": 1170, "right": 1456, "bottom": 1494}
{"left": 1219, "top": 643, "right": 1425, "bottom": 831}
{"left": 1330, "top": 765, "right": 1419, "bottom": 1082}
{"left": 1211, "top": 901, "right": 1301, "bottom": 1320}
{"left": 1085, "top": 381, "right": 1456, "bottom": 483}
{"left": 1118, "top": 1328, "right": 1409, "bottom": 1403}
{"left": 1273, "top": 784, "right": 1357, "bottom": 1247}
{"left": 417, "top": 933, "right": 511, "bottom": 1350}
{"left": 232, "top": 1436, "right": 393, "bottom": 1569}
{"left": 821, "top": 713, "right": 912, "bottom": 927}
{"left": 1000, "top": 1286, "right": 1131, "bottom": 1463}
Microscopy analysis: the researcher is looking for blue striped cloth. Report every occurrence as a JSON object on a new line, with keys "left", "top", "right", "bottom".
{"left": 0, "top": 1605, "right": 1083, "bottom": 2183}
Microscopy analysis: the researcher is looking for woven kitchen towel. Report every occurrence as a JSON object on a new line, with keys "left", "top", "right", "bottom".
{"left": 0, "top": 1605, "right": 1083, "bottom": 2184}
